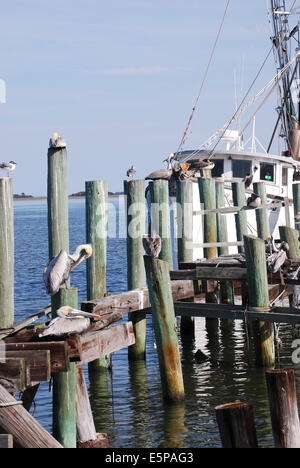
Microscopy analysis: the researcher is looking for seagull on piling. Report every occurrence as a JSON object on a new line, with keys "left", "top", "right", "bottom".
{"left": 43, "top": 244, "right": 93, "bottom": 296}
{"left": 39, "top": 306, "right": 99, "bottom": 338}
{"left": 0, "top": 161, "right": 17, "bottom": 177}
{"left": 142, "top": 232, "right": 162, "bottom": 259}
{"left": 247, "top": 193, "right": 262, "bottom": 209}
{"left": 126, "top": 165, "right": 136, "bottom": 179}
{"left": 49, "top": 132, "right": 67, "bottom": 149}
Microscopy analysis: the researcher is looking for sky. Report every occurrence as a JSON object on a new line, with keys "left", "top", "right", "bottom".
{"left": 0, "top": 0, "right": 295, "bottom": 195}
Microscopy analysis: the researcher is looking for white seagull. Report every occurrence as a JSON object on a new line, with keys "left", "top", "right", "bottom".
{"left": 43, "top": 244, "right": 93, "bottom": 296}
{"left": 127, "top": 165, "right": 136, "bottom": 179}
{"left": 49, "top": 132, "right": 67, "bottom": 149}
{"left": 0, "top": 161, "right": 17, "bottom": 177}
{"left": 39, "top": 306, "right": 99, "bottom": 338}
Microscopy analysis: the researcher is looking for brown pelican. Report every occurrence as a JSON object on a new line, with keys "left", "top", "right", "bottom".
{"left": 293, "top": 164, "right": 300, "bottom": 182}
{"left": 126, "top": 165, "right": 136, "bottom": 179}
{"left": 39, "top": 306, "right": 99, "bottom": 338}
{"left": 247, "top": 193, "right": 262, "bottom": 209}
{"left": 145, "top": 153, "right": 178, "bottom": 181}
{"left": 267, "top": 242, "right": 289, "bottom": 274}
{"left": 142, "top": 232, "right": 161, "bottom": 258}
{"left": 0, "top": 161, "right": 17, "bottom": 177}
{"left": 243, "top": 165, "right": 259, "bottom": 189}
{"left": 49, "top": 132, "right": 67, "bottom": 149}
{"left": 43, "top": 244, "right": 93, "bottom": 296}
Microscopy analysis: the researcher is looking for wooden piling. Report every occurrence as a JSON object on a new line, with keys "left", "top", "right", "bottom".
{"left": 266, "top": 368, "right": 300, "bottom": 448}
{"left": 52, "top": 288, "right": 77, "bottom": 448}
{"left": 215, "top": 402, "right": 258, "bottom": 448}
{"left": 149, "top": 180, "right": 173, "bottom": 267}
{"left": 198, "top": 178, "right": 217, "bottom": 259}
{"left": 232, "top": 182, "right": 248, "bottom": 253}
{"left": 253, "top": 182, "right": 270, "bottom": 240}
{"left": 0, "top": 178, "right": 14, "bottom": 329}
{"left": 176, "top": 181, "right": 195, "bottom": 336}
{"left": 144, "top": 256, "right": 184, "bottom": 403}
{"left": 86, "top": 181, "right": 109, "bottom": 370}
{"left": 244, "top": 235, "right": 275, "bottom": 367}
{"left": 124, "top": 180, "right": 147, "bottom": 360}
{"left": 279, "top": 226, "right": 300, "bottom": 258}
{"left": 293, "top": 183, "right": 300, "bottom": 233}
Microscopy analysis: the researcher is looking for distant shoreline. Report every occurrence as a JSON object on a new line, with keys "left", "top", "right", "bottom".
{"left": 13, "top": 194, "right": 123, "bottom": 201}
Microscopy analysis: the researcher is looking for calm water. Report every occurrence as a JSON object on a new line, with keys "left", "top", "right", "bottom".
{"left": 13, "top": 198, "right": 300, "bottom": 448}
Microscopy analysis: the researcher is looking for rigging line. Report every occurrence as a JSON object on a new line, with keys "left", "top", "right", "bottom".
{"left": 175, "top": 0, "right": 231, "bottom": 154}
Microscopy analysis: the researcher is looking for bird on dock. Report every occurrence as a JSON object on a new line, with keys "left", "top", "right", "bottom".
{"left": 293, "top": 164, "right": 300, "bottom": 182}
{"left": 0, "top": 161, "right": 17, "bottom": 177}
{"left": 126, "top": 165, "right": 136, "bottom": 179}
{"left": 145, "top": 153, "right": 176, "bottom": 182}
{"left": 49, "top": 132, "right": 67, "bottom": 149}
{"left": 142, "top": 232, "right": 161, "bottom": 259}
{"left": 247, "top": 193, "right": 262, "bottom": 209}
{"left": 243, "top": 164, "right": 259, "bottom": 189}
{"left": 39, "top": 306, "right": 99, "bottom": 338}
{"left": 267, "top": 241, "right": 289, "bottom": 274}
{"left": 43, "top": 244, "right": 93, "bottom": 296}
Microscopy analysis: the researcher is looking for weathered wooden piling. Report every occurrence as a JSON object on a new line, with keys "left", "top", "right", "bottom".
{"left": 149, "top": 180, "right": 173, "bottom": 267}
{"left": 176, "top": 180, "right": 195, "bottom": 336}
{"left": 86, "top": 180, "right": 109, "bottom": 370}
{"left": 144, "top": 256, "right": 184, "bottom": 403}
{"left": 279, "top": 226, "right": 300, "bottom": 258}
{"left": 215, "top": 402, "right": 258, "bottom": 448}
{"left": 232, "top": 182, "right": 248, "bottom": 253}
{"left": 253, "top": 182, "right": 270, "bottom": 240}
{"left": 52, "top": 288, "right": 77, "bottom": 448}
{"left": 124, "top": 180, "right": 147, "bottom": 360}
{"left": 244, "top": 235, "right": 275, "bottom": 367}
{"left": 198, "top": 178, "right": 217, "bottom": 260}
{"left": 266, "top": 368, "right": 300, "bottom": 448}
{"left": 293, "top": 183, "right": 300, "bottom": 233}
{"left": 0, "top": 178, "right": 14, "bottom": 329}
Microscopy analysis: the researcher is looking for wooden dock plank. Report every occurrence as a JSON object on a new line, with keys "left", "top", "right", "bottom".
{"left": 5, "top": 342, "right": 70, "bottom": 373}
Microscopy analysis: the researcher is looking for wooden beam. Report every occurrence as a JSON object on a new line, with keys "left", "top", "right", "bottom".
{"left": 0, "top": 305, "right": 51, "bottom": 341}
{"left": 81, "top": 280, "right": 195, "bottom": 315}
{"left": 193, "top": 201, "right": 287, "bottom": 216}
{"left": 5, "top": 350, "right": 51, "bottom": 385}
{"left": 76, "top": 365, "right": 97, "bottom": 444}
{"left": 170, "top": 267, "right": 247, "bottom": 281}
{"left": 0, "top": 384, "right": 63, "bottom": 448}
{"left": 0, "top": 358, "right": 29, "bottom": 393}
{"left": 0, "top": 434, "right": 13, "bottom": 448}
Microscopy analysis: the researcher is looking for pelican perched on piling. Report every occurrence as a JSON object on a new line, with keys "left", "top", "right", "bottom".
{"left": 142, "top": 232, "right": 161, "bottom": 259}
{"left": 0, "top": 161, "right": 17, "bottom": 177}
{"left": 247, "top": 193, "right": 262, "bottom": 209}
{"left": 43, "top": 244, "right": 93, "bottom": 296}
{"left": 39, "top": 306, "right": 99, "bottom": 338}
{"left": 49, "top": 132, "right": 67, "bottom": 149}
{"left": 126, "top": 165, "right": 136, "bottom": 179}
{"left": 145, "top": 153, "right": 178, "bottom": 182}
{"left": 267, "top": 241, "right": 289, "bottom": 274}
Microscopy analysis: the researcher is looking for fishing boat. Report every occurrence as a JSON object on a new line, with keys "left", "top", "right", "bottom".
{"left": 164, "top": 0, "right": 300, "bottom": 262}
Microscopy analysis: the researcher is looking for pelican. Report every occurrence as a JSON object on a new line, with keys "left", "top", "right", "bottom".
{"left": 49, "top": 132, "right": 67, "bottom": 149}
{"left": 145, "top": 153, "right": 176, "bottom": 181}
{"left": 142, "top": 232, "right": 161, "bottom": 259}
{"left": 0, "top": 161, "right": 17, "bottom": 177}
{"left": 247, "top": 193, "right": 262, "bottom": 209}
{"left": 267, "top": 242, "right": 289, "bottom": 274}
{"left": 126, "top": 165, "right": 136, "bottom": 179}
{"left": 39, "top": 306, "right": 99, "bottom": 338}
{"left": 293, "top": 164, "right": 300, "bottom": 182}
{"left": 43, "top": 244, "right": 93, "bottom": 296}
{"left": 243, "top": 165, "right": 259, "bottom": 189}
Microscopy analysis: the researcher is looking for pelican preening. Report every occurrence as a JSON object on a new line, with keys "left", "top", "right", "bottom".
{"left": 43, "top": 244, "right": 93, "bottom": 296}
{"left": 39, "top": 306, "right": 99, "bottom": 338}
{"left": 0, "top": 161, "right": 17, "bottom": 177}
{"left": 142, "top": 232, "right": 162, "bottom": 259}
{"left": 247, "top": 193, "right": 262, "bottom": 209}
{"left": 267, "top": 241, "right": 289, "bottom": 274}
{"left": 243, "top": 165, "right": 259, "bottom": 189}
{"left": 49, "top": 132, "right": 67, "bottom": 149}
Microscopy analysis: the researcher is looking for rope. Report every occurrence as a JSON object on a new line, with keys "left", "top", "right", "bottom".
{"left": 0, "top": 401, "right": 23, "bottom": 408}
{"left": 176, "top": 0, "right": 231, "bottom": 154}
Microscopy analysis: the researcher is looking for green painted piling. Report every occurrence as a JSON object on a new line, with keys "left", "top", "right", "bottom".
{"left": 149, "top": 180, "right": 173, "bottom": 267}
{"left": 244, "top": 235, "right": 275, "bottom": 367}
{"left": 176, "top": 181, "right": 195, "bottom": 336}
{"left": 144, "top": 256, "right": 184, "bottom": 403}
{"left": 0, "top": 178, "right": 14, "bottom": 329}
{"left": 279, "top": 226, "right": 300, "bottom": 258}
{"left": 253, "top": 182, "right": 270, "bottom": 240}
{"left": 86, "top": 181, "right": 109, "bottom": 370}
{"left": 232, "top": 182, "right": 248, "bottom": 253}
{"left": 293, "top": 184, "right": 300, "bottom": 233}
{"left": 198, "top": 178, "right": 217, "bottom": 259}
{"left": 52, "top": 288, "right": 77, "bottom": 448}
{"left": 124, "top": 180, "right": 147, "bottom": 360}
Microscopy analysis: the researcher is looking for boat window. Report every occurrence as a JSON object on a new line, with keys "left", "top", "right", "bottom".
{"left": 211, "top": 160, "right": 224, "bottom": 178}
{"left": 260, "top": 163, "right": 275, "bottom": 183}
{"left": 282, "top": 167, "right": 288, "bottom": 186}
{"left": 232, "top": 160, "right": 252, "bottom": 178}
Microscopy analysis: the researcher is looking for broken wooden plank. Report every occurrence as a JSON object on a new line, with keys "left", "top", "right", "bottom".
{"left": 0, "top": 306, "right": 51, "bottom": 341}
{"left": 0, "top": 384, "right": 63, "bottom": 448}
{"left": 68, "top": 322, "right": 135, "bottom": 364}
{"left": 0, "top": 434, "right": 13, "bottom": 448}
{"left": 81, "top": 280, "right": 194, "bottom": 315}
{"left": 76, "top": 365, "right": 97, "bottom": 444}
{"left": 5, "top": 350, "right": 51, "bottom": 385}
{"left": 82, "top": 311, "right": 123, "bottom": 334}
{"left": 5, "top": 342, "right": 70, "bottom": 373}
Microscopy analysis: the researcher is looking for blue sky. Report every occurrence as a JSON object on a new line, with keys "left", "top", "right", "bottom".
{"left": 0, "top": 0, "right": 292, "bottom": 195}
